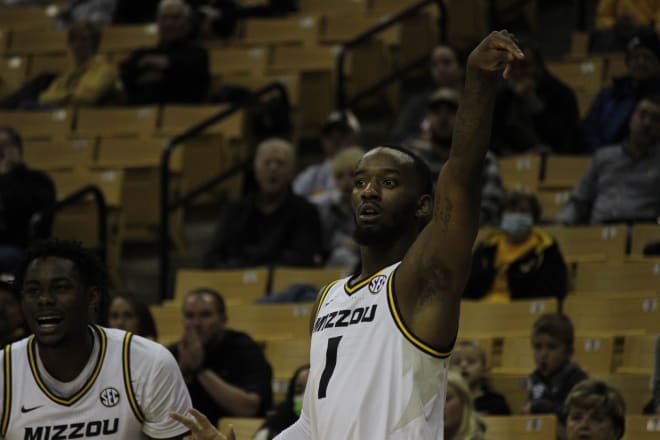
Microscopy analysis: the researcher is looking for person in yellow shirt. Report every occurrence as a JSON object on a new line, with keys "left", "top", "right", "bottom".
{"left": 38, "top": 21, "right": 118, "bottom": 107}
{"left": 463, "top": 191, "right": 567, "bottom": 303}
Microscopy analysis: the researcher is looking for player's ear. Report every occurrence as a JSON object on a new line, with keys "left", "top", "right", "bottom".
{"left": 416, "top": 194, "right": 432, "bottom": 219}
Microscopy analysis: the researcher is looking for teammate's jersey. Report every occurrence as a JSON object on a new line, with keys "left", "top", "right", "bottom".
{"left": 305, "top": 262, "right": 450, "bottom": 439}
{"left": 1, "top": 326, "right": 191, "bottom": 440}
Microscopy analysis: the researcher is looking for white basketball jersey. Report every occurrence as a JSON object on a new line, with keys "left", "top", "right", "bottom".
{"left": 1, "top": 326, "right": 148, "bottom": 439}
{"left": 306, "top": 262, "right": 450, "bottom": 439}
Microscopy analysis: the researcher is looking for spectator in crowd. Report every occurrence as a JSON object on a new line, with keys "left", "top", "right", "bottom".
{"left": 38, "top": 22, "right": 119, "bottom": 107}
{"left": 203, "top": 138, "right": 323, "bottom": 268}
{"left": 0, "top": 278, "right": 27, "bottom": 347}
{"left": 557, "top": 95, "right": 660, "bottom": 225}
{"left": 120, "top": 0, "right": 210, "bottom": 105}
{"left": 583, "top": 29, "right": 660, "bottom": 152}
{"left": 0, "top": 126, "right": 55, "bottom": 273}
{"left": 643, "top": 336, "right": 660, "bottom": 414}
{"left": 526, "top": 314, "right": 588, "bottom": 416}
{"left": 186, "top": 0, "right": 239, "bottom": 38}
{"left": 254, "top": 365, "right": 309, "bottom": 440}
{"left": 56, "top": 0, "right": 117, "bottom": 26}
{"left": 563, "top": 379, "right": 626, "bottom": 440}
{"left": 464, "top": 191, "right": 568, "bottom": 302}
{"left": 391, "top": 44, "right": 464, "bottom": 143}
{"left": 107, "top": 292, "right": 158, "bottom": 340}
{"left": 293, "top": 110, "right": 360, "bottom": 199}
{"left": 444, "top": 371, "right": 486, "bottom": 440}
{"left": 312, "top": 146, "right": 363, "bottom": 268}
{"left": 405, "top": 88, "right": 504, "bottom": 226}
{"left": 591, "top": 0, "right": 660, "bottom": 53}
{"left": 169, "top": 288, "right": 273, "bottom": 424}
{"left": 450, "top": 340, "right": 511, "bottom": 415}
{"left": 491, "top": 40, "right": 580, "bottom": 155}
{"left": 113, "top": 0, "right": 160, "bottom": 23}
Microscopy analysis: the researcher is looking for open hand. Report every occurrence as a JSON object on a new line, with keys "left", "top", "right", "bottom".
{"left": 467, "top": 30, "right": 525, "bottom": 79}
{"left": 171, "top": 408, "right": 236, "bottom": 440}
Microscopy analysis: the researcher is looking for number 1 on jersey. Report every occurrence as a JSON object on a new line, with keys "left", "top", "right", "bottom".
{"left": 318, "top": 336, "right": 342, "bottom": 399}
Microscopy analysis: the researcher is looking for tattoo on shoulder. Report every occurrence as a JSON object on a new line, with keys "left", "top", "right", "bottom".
{"left": 435, "top": 197, "right": 453, "bottom": 231}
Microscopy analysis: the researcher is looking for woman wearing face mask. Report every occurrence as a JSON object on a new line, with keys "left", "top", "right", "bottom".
{"left": 253, "top": 365, "right": 309, "bottom": 440}
{"left": 463, "top": 191, "right": 568, "bottom": 303}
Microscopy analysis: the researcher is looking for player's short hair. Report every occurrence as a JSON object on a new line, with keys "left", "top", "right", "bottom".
{"left": 186, "top": 288, "right": 226, "bottom": 316}
{"left": 0, "top": 126, "right": 23, "bottom": 154}
{"left": 532, "top": 313, "right": 575, "bottom": 350}
{"left": 377, "top": 144, "right": 433, "bottom": 197}
{"left": 562, "top": 379, "right": 626, "bottom": 439}
{"left": 15, "top": 240, "right": 110, "bottom": 325}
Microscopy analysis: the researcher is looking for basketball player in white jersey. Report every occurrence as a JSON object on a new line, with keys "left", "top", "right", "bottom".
{"left": 0, "top": 240, "right": 193, "bottom": 439}
{"left": 170, "top": 30, "right": 524, "bottom": 440}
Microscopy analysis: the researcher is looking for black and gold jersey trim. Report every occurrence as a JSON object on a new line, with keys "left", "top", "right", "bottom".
{"left": 1, "top": 345, "right": 12, "bottom": 436}
{"left": 313, "top": 280, "right": 340, "bottom": 321}
{"left": 27, "top": 325, "right": 107, "bottom": 406}
{"left": 343, "top": 267, "right": 390, "bottom": 296}
{"left": 122, "top": 332, "right": 145, "bottom": 423}
{"left": 386, "top": 268, "right": 451, "bottom": 359}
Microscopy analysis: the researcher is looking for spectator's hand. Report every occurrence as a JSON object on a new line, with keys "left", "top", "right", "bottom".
{"left": 171, "top": 408, "right": 236, "bottom": 440}
{"left": 138, "top": 55, "right": 170, "bottom": 70}
{"left": 467, "top": 30, "right": 525, "bottom": 79}
{"left": 178, "top": 326, "right": 205, "bottom": 375}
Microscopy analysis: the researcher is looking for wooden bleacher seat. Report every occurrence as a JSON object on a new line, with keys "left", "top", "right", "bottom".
{"left": 370, "top": 0, "right": 421, "bottom": 14}
{"left": 8, "top": 29, "right": 67, "bottom": 56}
{"left": 298, "top": 0, "right": 368, "bottom": 15}
{"left": 459, "top": 298, "right": 558, "bottom": 338}
{"left": 264, "top": 338, "right": 310, "bottom": 381}
{"left": 99, "top": 24, "right": 158, "bottom": 55}
{"left": 270, "top": 266, "right": 351, "bottom": 294}
{"left": 495, "top": 335, "right": 615, "bottom": 375}
{"left": 564, "top": 294, "right": 660, "bottom": 335}
{"left": 574, "top": 261, "right": 660, "bottom": 294}
{"left": 622, "top": 415, "right": 660, "bottom": 440}
{"left": 75, "top": 106, "right": 158, "bottom": 138}
{"left": 0, "top": 57, "right": 27, "bottom": 100}
{"left": 567, "top": 31, "right": 590, "bottom": 59}
{"left": 208, "top": 46, "right": 267, "bottom": 79}
{"left": 242, "top": 17, "right": 319, "bottom": 46}
{"left": 481, "top": 415, "right": 556, "bottom": 440}
{"left": 149, "top": 303, "right": 182, "bottom": 345}
{"left": 218, "top": 417, "right": 264, "bottom": 440}
{"left": 489, "top": 374, "right": 529, "bottom": 415}
{"left": 173, "top": 267, "right": 270, "bottom": 304}
{"left": 547, "top": 58, "right": 605, "bottom": 118}
{"left": 536, "top": 189, "right": 571, "bottom": 222}
{"left": 23, "top": 138, "right": 95, "bottom": 171}
{"left": 0, "top": 6, "right": 54, "bottom": 30}
{"left": 227, "top": 303, "right": 313, "bottom": 342}
{"left": 631, "top": 224, "right": 660, "bottom": 257}
{"left": 28, "top": 53, "right": 71, "bottom": 77}
{"left": 320, "top": 15, "right": 389, "bottom": 44}
{"left": 497, "top": 155, "right": 541, "bottom": 192}
{"left": 540, "top": 155, "right": 590, "bottom": 190}
{"left": 269, "top": 45, "right": 336, "bottom": 72}
{"left": 159, "top": 104, "right": 243, "bottom": 140}
{"left": 594, "top": 374, "right": 653, "bottom": 415}
{"left": 618, "top": 334, "right": 658, "bottom": 375}
{"left": 0, "top": 109, "right": 71, "bottom": 140}
{"left": 541, "top": 224, "right": 627, "bottom": 263}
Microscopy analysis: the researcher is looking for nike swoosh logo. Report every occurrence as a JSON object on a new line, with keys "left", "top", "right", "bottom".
{"left": 20, "top": 405, "right": 43, "bottom": 413}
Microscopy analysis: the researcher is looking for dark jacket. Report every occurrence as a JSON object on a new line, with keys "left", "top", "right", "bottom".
{"left": 583, "top": 75, "right": 660, "bottom": 152}
{"left": 463, "top": 228, "right": 568, "bottom": 302}
{"left": 528, "top": 361, "right": 588, "bottom": 415}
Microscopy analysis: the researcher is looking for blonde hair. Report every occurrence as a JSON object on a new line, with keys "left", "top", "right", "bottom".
{"left": 331, "top": 146, "right": 364, "bottom": 174}
{"left": 446, "top": 371, "right": 484, "bottom": 440}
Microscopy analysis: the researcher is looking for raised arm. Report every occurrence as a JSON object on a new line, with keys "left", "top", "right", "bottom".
{"left": 395, "top": 31, "right": 524, "bottom": 351}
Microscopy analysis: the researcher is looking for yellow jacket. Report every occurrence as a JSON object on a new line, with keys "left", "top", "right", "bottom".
{"left": 596, "top": 0, "right": 660, "bottom": 30}
{"left": 39, "top": 56, "right": 118, "bottom": 106}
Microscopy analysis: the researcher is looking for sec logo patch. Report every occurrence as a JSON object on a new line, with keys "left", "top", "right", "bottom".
{"left": 368, "top": 275, "right": 387, "bottom": 294}
{"left": 100, "top": 387, "right": 120, "bottom": 407}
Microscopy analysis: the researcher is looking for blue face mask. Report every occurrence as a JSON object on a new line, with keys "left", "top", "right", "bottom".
{"left": 500, "top": 212, "right": 533, "bottom": 237}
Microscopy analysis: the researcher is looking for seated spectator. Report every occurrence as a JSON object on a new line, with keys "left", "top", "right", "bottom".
{"left": 254, "top": 365, "right": 309, "bottom": 440}
{"left": 583, "top": 29, "right": 660, "bottom": 152}
{"left": 293, "top": 110, "right": 360, "bottom": 199}
{"left": 464, "top": 191, "right": 567, "bottom": 302}
{"left": 405, "top": 88, "right": 504, "bottom": 226}
{"left": 563, "top": 379, "right": 626, "bottom": 440}
{"left": 557, "top": 95, "right": 660, "bottom": 225}
{"left": 591, "top": 0, "right": 660, "bottom": 53}
{"left": 311, "top": 146, "right": 363, "bottom": 268}
{"left": 491, "top": 40, "right": 580, "bottom": 155}
{"left": 0, "top": 126, "right": 55, "bottom": 272}
{"left": 645, "top": 239, "right": 660, "bottom": 256}
{"left": 0, "top": 277, "right": 27, "bottom": 347}
{"left": 526, "top": 314, "right": 588, "bottom": 416}
{"left": 120, "top": 0, "right": 210, "bottom": 105}
{"left": 38, "top": 22, "right": 119, "bottom": 108}
{"left": 450, "top": 340, "right": 511, "bottom": 415}
{"left": 107, "top": 292, "right": 158, "bottom": 340}
{"left": 203, "top": 138, "right": 323, "bottom": 268}
{"left": 55, "top": 0, "right": 117, "bottom": 26}
{"left": 391, "top": 44, "right": 464, "bottom": 143}
{"left": 169, "top": 288, "right": 273, "bottom": 424}
{"left": 444, "top": 371, "right": 486, "bottom": 440}
{"left": 187, "top": 0, "right": 239, "bottom": 38}
{"left": 643, "top": 336, "right": 660, "bottom": 414}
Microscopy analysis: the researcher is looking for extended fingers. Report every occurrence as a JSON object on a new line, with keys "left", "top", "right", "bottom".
{"left": 490, "top": 30, "right": 525, "bottom": 59}
{"left": 170, "top": 412, "right": 200, "bottom": 432}
{"left": 188, "top": 408, "right": 215, "bottom": 428}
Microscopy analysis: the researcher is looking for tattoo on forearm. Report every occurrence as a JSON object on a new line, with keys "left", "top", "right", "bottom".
{"left": 435, "top": 197, "right": 453, "bottom": 231}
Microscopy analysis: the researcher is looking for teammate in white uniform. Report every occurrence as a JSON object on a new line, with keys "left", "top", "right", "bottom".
{"left": 0, "top": 240, "right": 193, "bottom": 439}
{"left": 171, "top": 30, "right": 524, "bottom": 440}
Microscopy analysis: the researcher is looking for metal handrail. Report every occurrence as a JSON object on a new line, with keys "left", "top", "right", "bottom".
{"left": 159, "top": 82, "right": 290, "bottom": 300}
{"left": 31, "top": 185, "right": 108, "bottom": 261}
{"left": 336, "top": 0, "right": 447, "bottom": 109}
